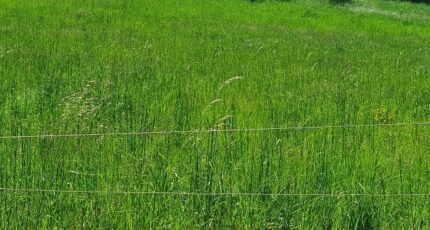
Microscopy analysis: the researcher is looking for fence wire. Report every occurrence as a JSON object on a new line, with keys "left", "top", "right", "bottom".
{"left": 1, "top": 187, "right": 430, "bottom": 197}
{"left": 0, "top": 121, "right": 429, "bottom": 140}
{"left": 1, "top": 121, "right": 429, "bottom": 198}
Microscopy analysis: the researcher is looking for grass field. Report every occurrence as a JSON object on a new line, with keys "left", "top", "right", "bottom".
{"left": 1, "top": 0, "right": 430, "bottom": 228}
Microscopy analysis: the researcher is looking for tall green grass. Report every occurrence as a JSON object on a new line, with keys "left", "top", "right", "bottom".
{"left": 1, "top": 0, "right": 430, "bottom": 228}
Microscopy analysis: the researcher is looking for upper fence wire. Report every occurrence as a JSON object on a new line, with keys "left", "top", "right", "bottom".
{"left": 0, "top": 121, "right": 429, "bottom": 140}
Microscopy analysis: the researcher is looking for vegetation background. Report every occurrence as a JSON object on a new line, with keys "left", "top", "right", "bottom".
{"left": 1, "top": 0, "right": 430, "bottom": 228}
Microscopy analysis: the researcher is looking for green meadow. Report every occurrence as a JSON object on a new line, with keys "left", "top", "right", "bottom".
{"left": 1, "top": 0, "right": 430, "bottom": 228}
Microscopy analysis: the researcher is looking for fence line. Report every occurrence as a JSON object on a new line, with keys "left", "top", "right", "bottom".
{"left": 0, "top": 187, "right": 429, "bottom": 197}
{"left": 0, "top": 121, "right": 429, "bottom": 140}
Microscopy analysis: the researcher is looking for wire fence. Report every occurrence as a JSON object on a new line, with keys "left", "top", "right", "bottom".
{"left": 0, "top": 121, "right": 429, "bottom": 140}
{"left": 1, "top": 187, "right": 430, "bottom": 197}
{"left": 1, "top": 121, "right": 429, "bottom": 197}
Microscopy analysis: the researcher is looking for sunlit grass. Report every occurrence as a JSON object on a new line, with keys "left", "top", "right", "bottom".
{"left": 1, "top": 0, "right": 430, "bottom": 228}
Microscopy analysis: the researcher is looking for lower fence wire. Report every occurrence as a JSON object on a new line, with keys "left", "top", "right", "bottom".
{"left": 1, "top": 187, "right": 429, "bottom": 197}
